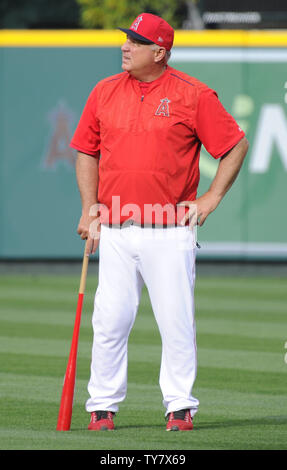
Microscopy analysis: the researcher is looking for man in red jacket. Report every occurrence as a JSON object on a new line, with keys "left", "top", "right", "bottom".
{"left": 71, "top": 13, "right": 249, "bottom": 432}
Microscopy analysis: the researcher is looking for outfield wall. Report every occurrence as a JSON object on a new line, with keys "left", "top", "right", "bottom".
{"left": 1, "top": 30, "right": 287, "bottom": 260}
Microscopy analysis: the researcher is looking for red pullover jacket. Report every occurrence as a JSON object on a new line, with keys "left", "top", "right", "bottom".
{"left": 70, "top": 65, "right": 244, "bottom": 225}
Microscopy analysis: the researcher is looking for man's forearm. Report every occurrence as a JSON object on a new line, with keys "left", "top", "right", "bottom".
{"left": 208, "top": 136, "right": 249, "bottom": 202}
{"left": 76, "top": 152, "right": 99, "bottom": 214}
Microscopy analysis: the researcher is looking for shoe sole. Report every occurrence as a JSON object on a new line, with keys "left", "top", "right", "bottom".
{"left": 166, "top": 425, "right": 193, "bottom": 431}
{"left": 88, "top": 425, "right": 114, "bottom": 431}
{"left": 88, "top": 428, "right": 114, "bottom": 431}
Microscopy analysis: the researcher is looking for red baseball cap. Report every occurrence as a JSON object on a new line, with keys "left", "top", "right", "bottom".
{"left": 118, "top": 13, "right": 174, "bottom": 51}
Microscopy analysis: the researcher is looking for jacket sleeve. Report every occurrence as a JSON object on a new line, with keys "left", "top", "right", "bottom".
{"left": 194, "top": 89, "right": 245, "bottom": 159}
{"left": 70, "top": 86, "right": 101, "bottom": 158}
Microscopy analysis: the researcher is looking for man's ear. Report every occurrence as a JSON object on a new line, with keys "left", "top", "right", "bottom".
{"left": 154, "top": 47, "right": 166, "bottom": 63}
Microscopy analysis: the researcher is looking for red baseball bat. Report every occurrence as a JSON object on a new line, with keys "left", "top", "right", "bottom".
{"left": 56, "top": 243, "right": 89, "bottom": 431}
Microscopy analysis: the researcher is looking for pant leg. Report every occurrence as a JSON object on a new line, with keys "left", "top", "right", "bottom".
{"left": 138, "top": 226, "right": 199, "bottom": 417}
{"left": 86, "top": 225, "right": 144, "bottom": 413}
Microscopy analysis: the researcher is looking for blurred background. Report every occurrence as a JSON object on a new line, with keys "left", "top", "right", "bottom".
{"left": 1, "top": 0, "right": 287, "bottom": 273}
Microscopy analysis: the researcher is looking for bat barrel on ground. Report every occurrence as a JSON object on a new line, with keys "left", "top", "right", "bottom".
{"left": 56, "top": 243, "right": 89, "bottom": 431}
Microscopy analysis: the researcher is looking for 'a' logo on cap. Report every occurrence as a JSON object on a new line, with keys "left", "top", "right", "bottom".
{"left": 131, "top": 16, "right": 143, "bottom": 31}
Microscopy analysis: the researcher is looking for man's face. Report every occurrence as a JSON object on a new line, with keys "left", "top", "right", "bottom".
{"left": 121, "top": 35, "right": 156, "bottom": 75}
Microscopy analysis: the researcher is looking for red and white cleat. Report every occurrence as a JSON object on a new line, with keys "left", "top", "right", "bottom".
{"left": 166, "top": 409, "right": 193, "bottom": 431}
{"left": 88, "top": 411, "right": 115, "bottom": 431}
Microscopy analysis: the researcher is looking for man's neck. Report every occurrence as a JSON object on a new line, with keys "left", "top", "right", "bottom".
{"left": 131, "top": 65, "right": 167, "bottom": 83}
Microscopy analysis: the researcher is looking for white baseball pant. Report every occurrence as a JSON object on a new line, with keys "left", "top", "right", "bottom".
{"left": 86, "top": 223, "right": 199, "bottom": 417}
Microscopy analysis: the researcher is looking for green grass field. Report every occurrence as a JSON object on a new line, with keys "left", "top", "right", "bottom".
{"left": 0, "top": 271, "right": 286, "bottom": 450}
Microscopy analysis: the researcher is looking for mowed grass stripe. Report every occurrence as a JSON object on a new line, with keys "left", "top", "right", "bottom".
{"left": 2, "top": 318, "right": 283, "bottom": 352}
{"left": 0, "top": 373, "right": 285, "bottom": 416}
{"left": 194, "top": 366, "right": 287, "bottom": 395}
{"left": 196, "top": 297, "right": 287, "bottom": 314}
{"left": 1, "top": 283, "right": 286, "bottom": 327}
{"left": 0, "top": 275, "right": 97, "bottom": 290}
{"left": 129, "top": 361, "right": 287, "bottom": 395}
{"left": 195, "top": 277, "right": 287, "bottom": 291}
{"left": 0, "top": 309, "right": 95, "bottom": 327}
{"left": 0, "top": 295, "right": 94, "bottom": 312}
{"left": 0, "top": 307, "right": 287, "bottom": 341}
{"left": 1, "top": 274, "right": 285, "bottom": 288}
{"left": 196, "top": 306, "right": 287, "bottom": 323}
{"left": 196, "top": 318, "right": 287, "bottom": 339}
{"left": 199, "top": 348, "right": 284, "bottom": 373}
{"left": 0, "top": 335, "right": 94, "bottom": 358}
{"left": 0, "top": 335, "right": 285, "bottom": 373}
{"left": 0, "top": 308, "right": 287, "bottom": 346}
{"left": 1, "top": 274, "right": 286, "bottom": 302}
{"left": 0, "top": 321, "right": 94, "bottom": 342}
{"left": 2, "top": 303, "right": 286, "bottom": 332}
{"left": 1, "top": 286, "right": 285, "bottom": 311}
{"left": 0, "top": 373, "right": 161, "bottom": 408}
{"left": 0, "top": 351, "right": 90, "bottom": 378}
{"left": 196, "top": 333, "right": 284, "bottom": 353}
{"left": 1, "top": 350, "right": 286, "bottom": 395}
{"left": 130, "top": 324, "right": 285, "bottom": 350}
{"left": 0, "top": 336, "right": 161, "bottom": 361}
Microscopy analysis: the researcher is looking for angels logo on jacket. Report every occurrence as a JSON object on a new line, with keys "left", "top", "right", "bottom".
{"left": 155, "top": 98, "right": 171, "bottom": 117}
